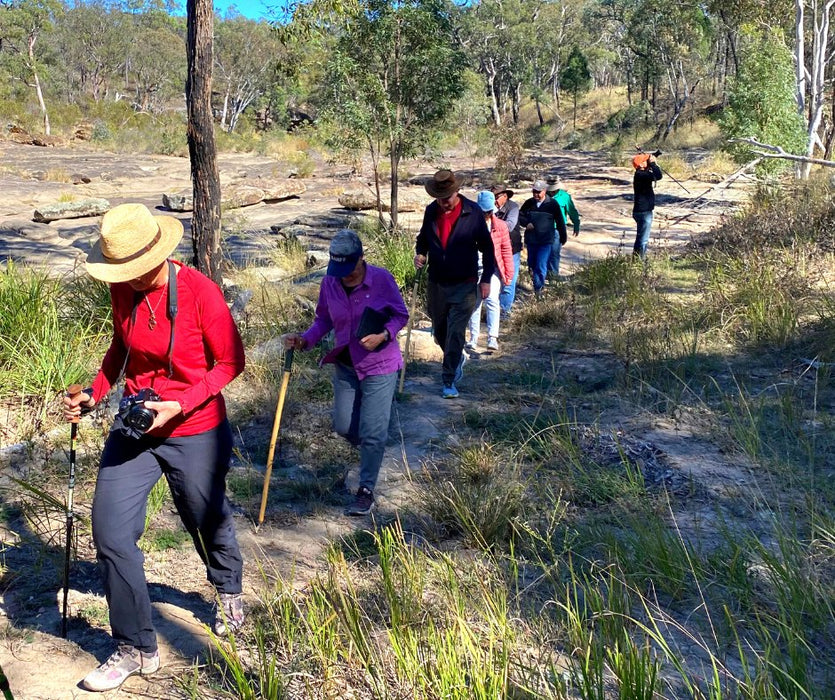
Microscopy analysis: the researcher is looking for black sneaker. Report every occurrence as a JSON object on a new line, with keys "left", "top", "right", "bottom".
{"left": 345, "top": 487, "right": 374, "bottom": 516}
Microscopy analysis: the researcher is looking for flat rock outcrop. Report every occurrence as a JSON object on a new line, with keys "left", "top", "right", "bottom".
{"left": 32, "top": 198, "right": 110, "bottom": 223}
{"left": 338, "top": 187, "right": 426, "bottom": 212}
{"left": 162, "top": 178, "right": 307, "bottom": 212}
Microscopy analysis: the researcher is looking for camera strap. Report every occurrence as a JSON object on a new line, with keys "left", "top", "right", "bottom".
{"left": 124, "top": 260, "right": 179, "bottom": 380}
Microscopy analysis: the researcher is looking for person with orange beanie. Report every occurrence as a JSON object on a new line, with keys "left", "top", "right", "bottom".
{"left": 632, "top": 152, "right": 662, "bottom": 259}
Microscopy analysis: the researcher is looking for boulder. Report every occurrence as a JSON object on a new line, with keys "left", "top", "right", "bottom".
{"left": 163, "top": 179, "right": 306, "bottom": 212}
{"left": 162, "top": 191, "right": 193, "bottom": 212}
{"left": 33, "top": 198, "right": 110, "bottom": 223}
{"left": 338, "top": 187, "right": 426, "bottom": 212}
{"left": 254, "top": 178, "right": 306, "bottom": 201}
{"left": 223, "top": 184, "right": 266, "bottom": 209}
{"left": 0, "top": 219, "right": 62, "bottom": 244}
{"left": 400, "top": 326, "right": 443, "bottom": 363}
{"left": 270, "top": 224, "right": 315, "bottom": 239}
{"left": 71, "top": 173, "right": 92, "bottom": 184}
{"left": 74, "top": 123, "right": 93, "bottom": 141}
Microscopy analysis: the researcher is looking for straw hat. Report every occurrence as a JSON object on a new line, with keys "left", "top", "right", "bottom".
{"left": 425, "top": 170, "right": 462, "bottom": 199}
{"left": 85, "top": 203, "right": 184, "bottom": 283}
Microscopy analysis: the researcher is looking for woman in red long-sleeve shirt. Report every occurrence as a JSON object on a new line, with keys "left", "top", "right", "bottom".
{"left": 63, "top": 203, "right": 246, "bottom": 692}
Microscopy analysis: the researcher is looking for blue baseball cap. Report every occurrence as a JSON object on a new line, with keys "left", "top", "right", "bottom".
{"left": 327, "top": 229, "right": 363, "bottom": 277}
{"left": 477, "top": 190, "right": 496, "bottom": 212}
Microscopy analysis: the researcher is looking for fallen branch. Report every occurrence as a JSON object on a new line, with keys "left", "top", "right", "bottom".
{"left": 728, "top": 138, "right": 835, "bottom": 167}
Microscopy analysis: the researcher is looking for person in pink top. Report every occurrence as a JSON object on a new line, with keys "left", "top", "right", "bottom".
{"left": 62, "top": 203, "right": 246, "bottom": 692}
{"left": 467, "top": 190, "right": 514, "bottom": 351}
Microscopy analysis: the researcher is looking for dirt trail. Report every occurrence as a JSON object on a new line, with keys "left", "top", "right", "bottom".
{"left": 0, "top": 141, "right": 754, "bottom": 698}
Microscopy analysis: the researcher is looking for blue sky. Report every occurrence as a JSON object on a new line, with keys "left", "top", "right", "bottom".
{"left": 213, "top": 0, "right": 275, "bottom": 20}
{"left": 173, "top": 0, "right": 279, "bottom": 21}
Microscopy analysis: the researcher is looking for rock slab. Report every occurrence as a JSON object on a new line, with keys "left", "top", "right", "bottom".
{"left": 32, "top": 198, "right": 110, "bottom": 223}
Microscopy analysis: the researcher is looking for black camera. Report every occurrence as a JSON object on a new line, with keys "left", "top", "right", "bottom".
{"left": 652, "top": 149, "right": 663, "bottom": 157}
{"left": 118, "top": 388, "right": 160, "bottom": 434}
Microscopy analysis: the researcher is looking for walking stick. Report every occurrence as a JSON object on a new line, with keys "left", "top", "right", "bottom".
{"left": 62, "top": 384, "right": 82, "bottom": 638}
{"left": 398, "top": 267, "right": 424, "bottom": 395}
{"left": 258, "top": 348, "right": 294, "bottom": 526}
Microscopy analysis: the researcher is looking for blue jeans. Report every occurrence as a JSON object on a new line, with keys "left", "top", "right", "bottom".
{"left": 332, "top": 363, "right": 397, "bottom": 492}
{"left": 499, "top": 252, "right": 521, "bottom": 314}
{"left": 527, "top": 243, "right": 551, "bottom": 292}
{"left": 547, "top": 239, "right": 562, "bottom": 275}
{"left": 468, "top": 273, "right": 501, "bottom": 343}
{"left": 633, "top": 210, "right": 654, "bottom": 259}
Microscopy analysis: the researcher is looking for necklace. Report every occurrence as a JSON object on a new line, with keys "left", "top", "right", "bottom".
{"left": 143, "top": 287, "right": 166, "bottom": 330}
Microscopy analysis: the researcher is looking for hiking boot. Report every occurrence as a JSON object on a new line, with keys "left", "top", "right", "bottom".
{"left": 82, "top": 645, "right": 159, "bottom": 692}
{"left": 487, "top": 337, "right": 499, "bottom": 351}
{"left": 464, "top": 340, "right": 478, "bottom": 351}
{"left": 442, "top": 384, "right": 459, "bottom": 399}
{"left": 345, "top": 486, "right": 375, "bottom": 516}
{"left": 453, "top": 351, "right": 468, "bottom": 384}
{"left": 214, "top": 592, "right": 245, "bottom": 636}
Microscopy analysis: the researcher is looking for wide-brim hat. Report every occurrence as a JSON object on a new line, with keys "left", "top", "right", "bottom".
{"left": 491, "top": 185, "right": 514, "bottom": 198}
{"left": 85, "top": 203, "right": 184, "bottom": 283}
{"left": 425, "top": 170, "right": 462, "bottom": 199}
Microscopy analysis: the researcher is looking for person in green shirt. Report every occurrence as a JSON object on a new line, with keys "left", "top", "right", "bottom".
{"left": 546, "top": 176, "right": 580, "bottom": 278}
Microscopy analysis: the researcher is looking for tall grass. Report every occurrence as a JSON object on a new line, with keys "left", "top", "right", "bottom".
{"left": 0, "top": 264, "right": 110, "bottom": 423}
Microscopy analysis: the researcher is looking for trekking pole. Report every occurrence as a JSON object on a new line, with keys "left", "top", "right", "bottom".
{"left": 636, "top": 146, "right": 691, "bottom": 195}
{"left": 0, "top": 660, "right": 14, "bottom": 700}
{"left": 258, "top": 349, "right": 294, "bottom": 526}
{"left": 656, "top": 163, "right": 691, "bottom": 195}
{"left": 62, "top": 384, "right": 83, "bottom": 638}
{"left": 398, "top": 266, "right": 424, "bottom": 395}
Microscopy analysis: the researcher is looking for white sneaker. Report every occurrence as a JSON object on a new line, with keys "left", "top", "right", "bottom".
{"left": 487, "top": 337, "right": 499, "bottom": 351}
{"left": 82, "top": 645, "right": 160, "bottom": 692}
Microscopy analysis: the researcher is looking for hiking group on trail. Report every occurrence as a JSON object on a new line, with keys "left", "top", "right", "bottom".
{"left": 56, "top": 158, "right": 661, "bottom": 692}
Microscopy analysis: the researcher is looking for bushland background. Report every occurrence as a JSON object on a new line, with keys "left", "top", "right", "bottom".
{"left": 1, "top": 1, "right": 835, "bottom": 698}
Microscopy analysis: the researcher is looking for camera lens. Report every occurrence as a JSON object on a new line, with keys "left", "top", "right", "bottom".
{"left": 128, "top": 406, "right": 156, "bottom": 432}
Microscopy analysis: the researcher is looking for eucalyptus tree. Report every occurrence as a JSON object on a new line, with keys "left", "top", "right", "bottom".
{"left": 720, "top": 26, "right": 806, "bottom": 174}
{"left": 187, "top": 0, "right": 222, "bottom": 283}
{"left": 214, "top": 15, "right": 281, "bottom": 133}
{"left": 127, "top": 23, "right": 186, "bottom": 111}
{"left": 320, "top": 0, "right": 465, "bottom": 227}
{"left": 560, "top": 45, "right": 591, "bottom": 130}
{"left": 54, "top": 1, "right": 128, "bottom": 102}
{"left": 0, "top": 0, "right": 62, "bottom": 134}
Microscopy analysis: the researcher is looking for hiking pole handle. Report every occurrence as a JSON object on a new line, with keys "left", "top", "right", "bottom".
{"left": 258, "top": 348, "right": 294, "bottom": 525}
{"left": 398, "top": 266, "right": 424, "bottom": 395}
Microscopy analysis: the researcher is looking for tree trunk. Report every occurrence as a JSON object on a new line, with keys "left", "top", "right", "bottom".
{"left": 572, "top": 92, "right": 577, "bottom": 131}
{"left": 186, "top": 0, "right": 223, "bottom": 284}
{"left": 535, "top": 94, "right": 544, "bottom": 126}
{"left": 389, "top": 150, "right": 400, "bottom": 230}
{"left": 28, "top": 35, "right": 50, "bottom": 136}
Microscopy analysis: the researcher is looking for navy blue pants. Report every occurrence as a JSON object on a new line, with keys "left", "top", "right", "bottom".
{"left": 92, "top": 419, "right": 242, "bottom": 652}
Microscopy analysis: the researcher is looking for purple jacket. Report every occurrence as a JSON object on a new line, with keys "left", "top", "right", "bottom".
{"left": 301, "top": 263, "right": 409, "bottom": 380}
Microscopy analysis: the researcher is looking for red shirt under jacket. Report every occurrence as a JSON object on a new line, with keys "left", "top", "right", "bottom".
{"left": 437, "top": 197, "right": 462, "bottom": 250}
{"left": 90, "top": 261, "right": 246, "bottom": 438}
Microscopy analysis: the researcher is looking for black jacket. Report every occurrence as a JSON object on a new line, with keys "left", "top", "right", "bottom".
{"left": 416, "top": 195, "right": 495, "bottom": 285}
{"left": 496, "top": 199, "right": 523, "bottom": 254}
{"left": 519, "top": 195, "right": 568, "bottom": 246}
{"left": 632, "top": 163, "right": 662, "bottom": 213}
